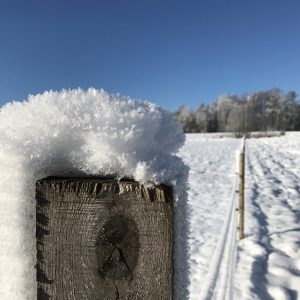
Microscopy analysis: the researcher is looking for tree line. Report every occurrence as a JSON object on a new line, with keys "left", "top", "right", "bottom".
{"left": 173, "top": 88, "right": 300, "bottom": 133}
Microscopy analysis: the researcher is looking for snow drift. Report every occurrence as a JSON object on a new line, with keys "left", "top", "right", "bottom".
{"left": 0, "top": 88, "right": 189, "bottom": 300}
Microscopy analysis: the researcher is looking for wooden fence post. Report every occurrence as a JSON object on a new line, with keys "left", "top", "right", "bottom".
{"left": 36, "top": 177, "right": 173, "bottom": 300}
{"left": 239, "top": 145, "right": 245, "bottom": 240}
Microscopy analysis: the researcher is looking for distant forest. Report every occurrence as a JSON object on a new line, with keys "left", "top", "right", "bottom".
{"left": 173, "top": 88, "right": 300, "bottom": 133}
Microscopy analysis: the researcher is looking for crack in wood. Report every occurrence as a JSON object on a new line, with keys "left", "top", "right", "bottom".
{"left": 115, "top": 244, "right": 132, "bottom": 276}
{"left": 112, "top": 267, "right": 120, "bottom": 300}
{"left": 96, "top": 215, "right": 138, "bottom": 281}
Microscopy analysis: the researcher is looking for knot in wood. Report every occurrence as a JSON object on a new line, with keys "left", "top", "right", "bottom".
{"left": 96, "top": 215, "right": 139, "bottom": 280}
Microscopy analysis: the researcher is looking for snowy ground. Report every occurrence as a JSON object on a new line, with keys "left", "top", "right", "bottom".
{"left": 180, "top": 132, "right": 300, "bottom": 300}
{"left": 180, "top": 134, "right": 241, "bottom": 300}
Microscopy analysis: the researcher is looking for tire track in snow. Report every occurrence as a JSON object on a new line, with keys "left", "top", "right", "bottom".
{"left": 200, "top": 154, "right": 239, "bottom": 300}
{"left": 245, "top": 142, "right": 271, "bottom": 239}
{"left": 246, "top": 139, "right": 300, "bottom": 234}
{"left": 181, "top": 134, "right": 240, "bottom": 300}
{"left": 180, "top": 135, "right": 241, "bottom": 300}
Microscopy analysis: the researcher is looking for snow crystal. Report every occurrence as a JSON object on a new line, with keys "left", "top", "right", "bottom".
{"left": 0, "top": 88, "right": 189, "bottom": 300}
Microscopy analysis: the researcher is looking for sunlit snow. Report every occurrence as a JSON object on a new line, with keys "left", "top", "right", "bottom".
{"left": 180, "top": 133, "right": 300, "bottom": 300}
{"left": 0, "top": 89, "right": 189, "bottom": 300}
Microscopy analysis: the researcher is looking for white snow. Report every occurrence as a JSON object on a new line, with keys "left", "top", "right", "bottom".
{"left": 0, "top": 88, "right": 189, "bottom": 300}
{"left": 235, "top": 133, "right": 300, "bottom": 300}
{"left": 180, "top": 132, "right": 300, "bottom": 300}
{"left": 179, "top": 134, "right": 241, "bottom": 300}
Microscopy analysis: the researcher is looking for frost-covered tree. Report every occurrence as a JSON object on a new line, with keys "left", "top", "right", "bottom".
{"left": 215, "top": 95, "right": 236, "bottom": 132}
{"left": 279, "top": 91, "right": 297, "bottom": 131}
{"left": 265, "top": 88, "right": 282, "bottom": 130}
{"left": 173, "top": 106, "right": 196, "bottom": 133}
{"left": 194, "top": 105, "right": 208, "bottom": 132}
{"left": 226, "top": 101, "right": 245, "bottom": 132}
{"left": 173, "top": 88, "right": 300, "bottom": 133}
{"left": 243, "top": 92, "right": 267, "bottom": 131}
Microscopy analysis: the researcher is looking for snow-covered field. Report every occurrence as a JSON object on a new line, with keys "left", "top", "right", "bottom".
{"left": 181, "top": 133, "right": 300, "bottom": 300}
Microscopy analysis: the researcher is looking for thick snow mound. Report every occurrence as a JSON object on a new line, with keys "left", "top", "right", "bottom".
{"left": 0, "top": 88, "right": 189, "bottom": 300}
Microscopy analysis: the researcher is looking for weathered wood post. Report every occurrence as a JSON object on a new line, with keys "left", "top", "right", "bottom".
{"left": 36, "top": 177, "right": 173, "bottom": 300}
{"left": 238, "top": 145, "right": 245, "bottom": 240}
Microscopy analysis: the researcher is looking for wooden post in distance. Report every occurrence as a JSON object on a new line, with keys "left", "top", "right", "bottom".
{"left": 239, "top": 146, "right": 245, "bottom": 240}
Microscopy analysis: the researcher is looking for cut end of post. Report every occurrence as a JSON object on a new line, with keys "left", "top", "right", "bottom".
{"left": 36, "top": 177, "right": 173, "bottom": 299}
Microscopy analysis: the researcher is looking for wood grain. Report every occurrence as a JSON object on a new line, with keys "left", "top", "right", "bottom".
{"left": 36, "top": 177, "right": 173, "bottom": 300}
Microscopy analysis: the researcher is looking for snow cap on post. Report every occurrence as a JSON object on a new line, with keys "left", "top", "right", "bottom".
{"left": 0, "top": 88, "right": 189, "bottom": 300}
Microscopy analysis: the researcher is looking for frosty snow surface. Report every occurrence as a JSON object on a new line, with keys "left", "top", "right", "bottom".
{"left": 0, "top": 88, "right": 189, "bottom": 300}
{"left": 180, "top": 133, "right": 300, "bottom": 300}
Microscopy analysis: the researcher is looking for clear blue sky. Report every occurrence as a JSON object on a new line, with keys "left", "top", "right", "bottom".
{"left": 0, "top": 0, "right": 299, "bottom": 111}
